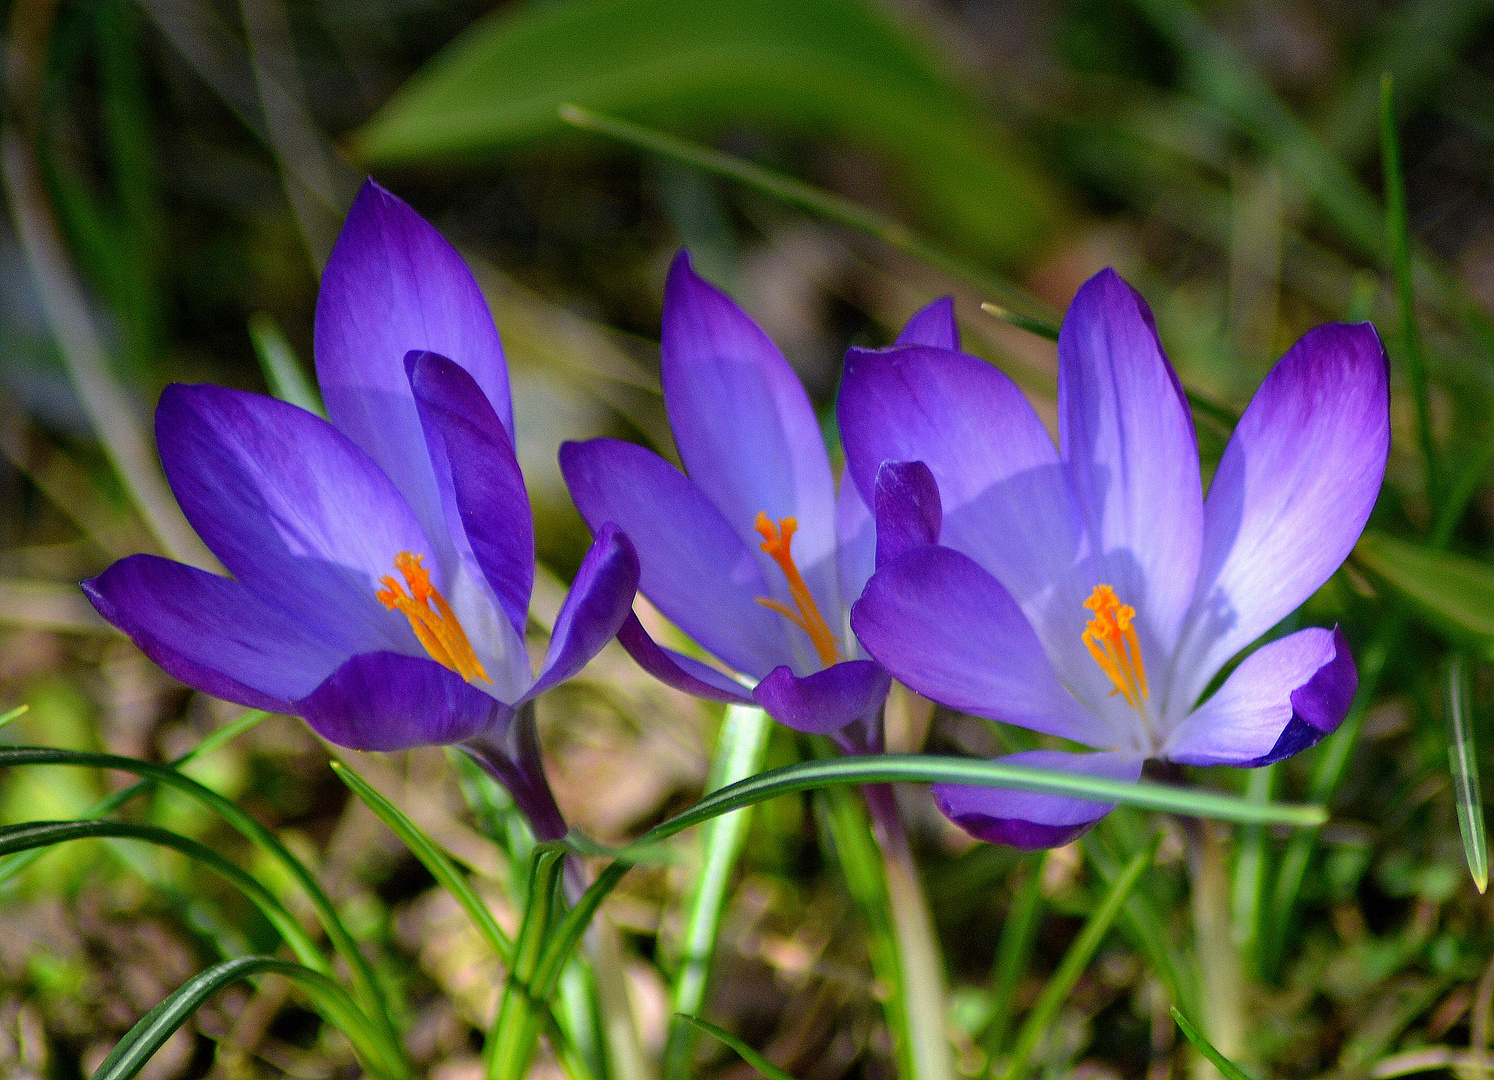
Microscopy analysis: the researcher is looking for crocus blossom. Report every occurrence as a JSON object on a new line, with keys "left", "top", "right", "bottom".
{"left": 83, "top": 181, "right": 639, "bottom": 840}
{"left": 842, "top": 269, "right": 1387, "bottom": 847}
{"left": 559, "top": 251, "right": 952, "bottom": 744}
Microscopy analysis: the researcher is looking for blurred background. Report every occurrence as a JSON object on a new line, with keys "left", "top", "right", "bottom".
{"left": 3, "top": 0, "right": 1494, "bottom": 1076}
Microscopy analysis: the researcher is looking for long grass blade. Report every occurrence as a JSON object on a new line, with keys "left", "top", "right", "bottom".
{"left": 249, "top": 311, "right": 325, "bottom": 417}
{"left": 664, "top": 703, "right": 772, "bottom": 1080}
{"left": 1381, "top": 75, "right": 1438, "bottom": 505}
{"left": 1170, "top": 1007, "right": 1255, "bottom": 1080}
{"left": 90, "top": 955, "right": 401, "bottom": 1080}
{"left": 999, "top": 834, "right": 1159, "bottom": 1080}
{"left": 1446, "top": 655, "right": 1488, "bottom": 892}
{"left": 1230, "top": 764, "right": 1276, "bottom": 976}
{"left": 558, "top": 104, "right": 1052, "bottom": 321}
{"left": 678, "top": 1014, "right": 798, "bottom": 1080}
{"left": 985, "top": 857, "right": 1043, "bottom": 1059}
{"left": 0, "top": 704, "right": 28, "bottom": 729}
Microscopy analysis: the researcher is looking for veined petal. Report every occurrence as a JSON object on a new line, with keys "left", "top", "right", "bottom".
{"left": 525, "top": 525, "right": 640, "bottom": 700}
{"left": 616, "top": 613, "right": 756, "bottom": 704}
{"left": 407, "top": 350, "right": 533, "bottom": 642}
{"left": 1163, "top": 626, "right": 1356, "bottom": 767}
{"left": 873, "top": 460, "right": 941, "bottom": 568}
{"left": 155, "top": 383, "right": 431, "bottom": 658}
{"left": 839, "top": 344, "right": 1092, "bottom": 692}
{"left": 662, "top": 251, "right": 840, "bottom": 621}
{"left": 752, "top": 660, "right": 891, "bottom": 734}
{"left": 296, "top": 651, "right": 512, "bottom": 752}
{"left": 83, "top": 554, "right": 346, "bottom": 712}
{"left": 1172, "top": 323, "right": 1388, "bottom": 713}
{"left": 1058, "top": 270, "right": 1203, "bottom": 657}
{"left": 315, "top": 180, "right": 512, "bottom": 556}
{"left": 560, "top": 437, "right": 788, "bottom": 677}
{"left": 933, "top": 750, "right": 1143, "bottom": 849}
{"left": 851, "top": 545, "right": 1112, "bottom": 748}
{"left": 896, "top": 296, "right": 959, "bottom": 349}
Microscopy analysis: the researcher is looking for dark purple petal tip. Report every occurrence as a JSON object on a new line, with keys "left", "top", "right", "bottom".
{"left": 1240, "top": 626, "right": 1357, "bottom": 767}
{"left": 931, "top": 785, "right": 1107, "bottom": 850}
{"left": 752, "top": 661, "right": 892, "bottom": 734}
{"left": 873, "top": 460, "right": 941, "bottom": 568}
{"left": 895, "top": 296, "right": 959, "bottom": 350}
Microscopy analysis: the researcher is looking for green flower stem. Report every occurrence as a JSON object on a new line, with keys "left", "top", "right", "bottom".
{"left": 1186, "top": 820, "right": 1249, "bottom": 1080}
{"left": 864, "top": 783, "right": 955, "bottom": 1080}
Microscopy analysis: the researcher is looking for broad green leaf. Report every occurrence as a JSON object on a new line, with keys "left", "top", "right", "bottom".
{"left": 1354, "top": 531, "right": 1494, "bottom": 654}
{"left": 355, "top": 0, "right": 1062, "bottom": 263}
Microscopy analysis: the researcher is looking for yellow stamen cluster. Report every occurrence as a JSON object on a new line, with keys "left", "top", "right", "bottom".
{"left": 376, "top": 552, "right": 490, "bottom": 684}
{"left": 753, "top": 512, "right": 842, "bottom": 668}
{"left": 1082, "top": 584, "right": 1148, "bottom": 708}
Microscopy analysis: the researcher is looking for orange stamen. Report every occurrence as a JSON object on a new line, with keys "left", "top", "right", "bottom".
{"left": 376, "top": 552, "right": 490, "bottom": 684}
{"left": 1081, "top": 584, "right": 1148, "bottom": 708}
{"left": 753, "top": 512, "right": 842, "bottom": 667}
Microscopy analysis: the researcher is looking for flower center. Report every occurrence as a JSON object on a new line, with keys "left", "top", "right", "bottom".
{"left": 1082, "top": 584, "right": 1148, "bottom": 708}
{"left": 753, "top": 512, "right": 842, "bottom": 667}
{"left": 376, "top": 551, "right": 490, "bottom": 684}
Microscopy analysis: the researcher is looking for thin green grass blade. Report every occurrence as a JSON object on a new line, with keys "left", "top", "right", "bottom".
{"left": 0, "top": 709, "right": 267, "bottom": 889}
{"left": 0, "top": 703, "right": 28, "bottom": 729}
{"left": 0, "top": 747, "right": 398, "bottom": 1057}
{"left": 999, "top": 834, "right": 1159, "bottom": 1080}
{"left": 1170, "top": 1006, "right": 1255, "bottom": 1080}
{"left": 90, "top": 955, "right": 400, "bottom": 1080}
{"left": 0, "top": 819, "right": 326, "bottom": 971}
{"left": 985, "top": 856, "right": 1042, "bottom": 1059}
{"left": 488, "top": 843, "right": 569, "bottom": 1080}
{"left": 1230, "top": 764, "right": 1276, "bottom": 976}
{"left": 1446, "top": 655, "right": 1488, "bottom": 892}
{"left": 664, "top": 703, "right": 772, "bottom": 1080}
{"left": 249, "top": 312, "right": 325, "bottom": 417}
{"left": 558, "top": 104, "right": 1051, "bottom": 319}
{"left": 1381, "top": 75, "right": 1438, "bottom": 505}
{"left": 678, "top": 1014, "right": 798, "bottom": 1080}
{"left": 978, "top": 301, "right": 1059, "bottom": 341}
{"left": 332, "top": 761, "right": 513, "bottom": 960}
{"left": 1354, "top": 531, "right": 1494, "bottom": 655}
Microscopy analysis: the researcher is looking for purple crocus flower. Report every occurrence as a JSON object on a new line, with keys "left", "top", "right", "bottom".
{"left": 559, "top": 251, "right": 952, "bottom": 745}
{"left": 841, "top": 269, "right": 1388, "bottom": 848}
{"left": 82, "top": 181, "right": 639, "bottom": 841}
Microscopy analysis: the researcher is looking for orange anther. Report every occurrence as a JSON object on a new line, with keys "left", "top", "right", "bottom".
{"left": 753, "top": 512, "right": 842, "bottom": 668}
{"left": 377, "top": 552, "right": 490, "bottom": 684}
{"left": 1081, "top": 584, "right": 1148, "bottom": 707}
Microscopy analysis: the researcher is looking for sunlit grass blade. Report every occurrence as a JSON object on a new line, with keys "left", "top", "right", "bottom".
{"left": 90, "top": 955, "right": 403, "bottom": 1080}
{"left": 999, "top": 834, "right": 1159, "bottom": 1080}
{"left": 250, "top": 311, "right": 326, "bottom": 417}
{"left": 558, "top": 104, "right": 1052, "bottom": 321}
{"left": 678, "top": 1014, "right": 798, "bottom": 1080}
{"left": 1446, "top": 655, "right": 1487, "bottom": 892}
{"left": 489, "top": 843, "right": 569, "bottom": 1080}
{"left": 0, "top": 703, "right": 28, "bottom": 729}
{"left": 1170, "top": 1006, "right": 1255, "bottom": 1080}
{"left": 665, "top": 703, "right": 772, "bottom": 1080}
{"left": 0, "top": 746, "right": 399, "bottom": 1058}
{"left": 984, "top": 855, "right": 1042, "bottom": 1059}
{"left": 332, "top": 760, "right": 513, "bottom": 959}
{"left": 1230, "top": 764, "right": 1276, "bottom": 976}
{"left": 978, "top": 301, "right": 1059, "bottom": 341}
{"left": 1381, "top": 75, "right": 1438, "bottom": 506}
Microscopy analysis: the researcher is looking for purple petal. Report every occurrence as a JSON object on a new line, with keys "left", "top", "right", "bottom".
{"left": 896, "top": 297, "right": 959, "bottom": 349}
{"left": 835, "top": 479, "right": 876, "bottom": 614}
{"left": 1058, "top": 270, "right": 1203, "bottom": 656}
{"left": 933, "top": 750, "right": 1143, "bottom": 849}
{"left": 525, "top": 525, "right": 640, "bottom": 699}
{"left": 1172, "top": 323, "right": 1389, "bottom": 710}
{"left": 851, "top": 545, "right": 1112, "bottom": 748}
{"left": 661, "top": 251, "right": 840, "bottom": 621}
{"left": 315, "top": 180, "right": 512, "bottom": 557}
{"left": 406, "top": 350, "right": 533, "bottom": 638}
{"left": 838, "top": 344, "right": 1092, "bottom": 693}
{"left": 560, "top": 438, "right": 789, "bottom": 677}
{"left": 82, "top": 554, "right": 346, "bottom": 711}
{"left": 873, "top": 460, "right": 941, "bottom": 568}
{"left": 615, "top": 613, "right": 756, "bottom": 704}
{"left": 155, "top": 383, "right": 433, "bottom": 658}
{"left": 752, "top": 661, "right": 892, "bottom": 734}
{"left": 462, "top": 712, "right": 567, "bottom": 842}
{"left": 295, "top": 651, "right": 511, "bottom": 752}
{"left": 1163, "top": 626, "right": 1356, "bottom": 767}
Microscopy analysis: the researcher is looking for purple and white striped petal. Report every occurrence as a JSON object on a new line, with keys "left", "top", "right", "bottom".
{"left": 933, "top": 750, "right": 1143, "bottom": 849}
{"left": 1164, "top": 626, "right": 1356, "bottom": 767}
